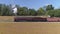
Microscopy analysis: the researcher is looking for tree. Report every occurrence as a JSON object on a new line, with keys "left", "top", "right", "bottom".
{"left": 3, "top": 5, "right": 13, "bottom": 16}
{"left": 17, "top": 7, "right": 28, "bottom": 16}
{"left": 0, "top": 4, "right": 3, "bottom": 15}
{"left": 45, "top": 5, "right": 54, "bottom": 16}
{"left": 46, "top": 4, "right": 54, "bottom": 11}
{"left": 47, "top": 9, "right": 60, "bottom": 17}
{"left": 47, "top": 10, "right": 55, "bottom": 17}
{"left": 37, "top": 8, "right": 45, "bottom": 16}
{"left": 28, "top": 9, "right": 37, "bottom": 16}
{"left": 54, "top": 9, "right": 60, "bottom": 17}
{"left": 0, "top": 4, "right": 12, "bottom": 16}
{"left": 0, "top": 4, "right": 7, "bottom": 16}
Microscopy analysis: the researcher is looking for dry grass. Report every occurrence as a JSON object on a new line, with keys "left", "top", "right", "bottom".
{"left": 0, "top": 16, "right": 60, "bottom": 34}
{"left": 0, "top": 22, "right": 60, "bottom": 34}
{"left": 0, "top": 16, "right": 14, "bottom": 22}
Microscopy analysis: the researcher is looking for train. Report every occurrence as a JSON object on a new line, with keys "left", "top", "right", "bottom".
{"left": 14, "top": 16, "right": 60, "bottom": 22}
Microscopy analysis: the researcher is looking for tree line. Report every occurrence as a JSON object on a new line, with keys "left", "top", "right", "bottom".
{"left": 0, "top": 4, "right": 60, "bottom": 17}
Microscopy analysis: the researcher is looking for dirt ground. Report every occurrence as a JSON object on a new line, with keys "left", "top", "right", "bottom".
{"left": 0, "top": 22, "right": 60, "bottom": 34}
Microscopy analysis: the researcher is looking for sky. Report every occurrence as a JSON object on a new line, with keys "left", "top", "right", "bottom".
{"left": 0, "top": 0, "right": 60, "bottom": 10}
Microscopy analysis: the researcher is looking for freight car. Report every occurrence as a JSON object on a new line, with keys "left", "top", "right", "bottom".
{"left": 14, "top": 16, "right": 47, "bottom": 22}
{"left": 14, "top": 16, "right": 60, "bottom": 22}
{"left": 47, "top": 17, "right": 60, "bottom": 22}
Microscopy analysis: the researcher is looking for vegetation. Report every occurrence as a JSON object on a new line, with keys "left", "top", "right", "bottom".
{"left": 0, "top": 4, "right": 60, "bottom": 17}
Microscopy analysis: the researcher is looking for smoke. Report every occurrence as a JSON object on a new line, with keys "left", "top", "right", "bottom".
{"left": 13, "top": 7, "right": 17, "bottom": 14}
{"left": 12, "top": 5, "right": 17, "bottom": 14}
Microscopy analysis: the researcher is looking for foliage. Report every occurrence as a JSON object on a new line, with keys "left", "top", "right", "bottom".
{"left": 0, "top": 4, "right": 60, "bottom": 17}
{"left": 28, "top": 9, "right": 37, "bottom": 16}
{"left": 0, "top": 4, "right": 13, "bottom": 16}
{"left": 47, "top": 10, "right": 55, "bottom": 17}
{"left": 17, "top": 7, "right": 28, "bottom": 16}
{"left": 37, "top": 8, "right": 45, "bottom": 16}
{"left": 46, "top": 4, "right": 54, "bottom": 11}
{"left": 47, "top": 9, "right": 60, "bottom": 17}
{"left": 54, "top": 9, "right": 60, "bottom": 17}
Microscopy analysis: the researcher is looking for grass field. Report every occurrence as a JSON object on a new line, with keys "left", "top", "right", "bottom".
{"left": 0, "top": 22, "right": 60, "bottom": 34}
{"left": 0, "top": 16, "right": 60, "bottom": 34}
{"left": 0, "top": 16, "right": 14, "bottom": 22}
